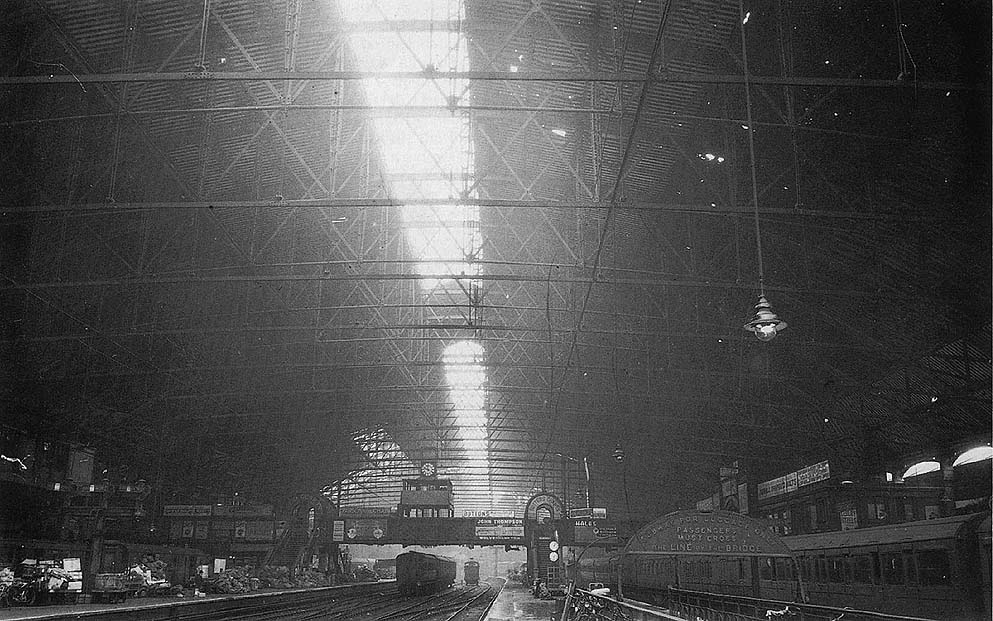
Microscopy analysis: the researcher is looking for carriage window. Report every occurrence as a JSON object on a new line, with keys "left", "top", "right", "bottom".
{"left": 917, "top": 550, "right": 951, "bottom": 585}
{"left": 906, "top": 553, "right": 918, "bottom": 584}
{"left": 828, "top": 557, "right": 847, "bottom": 583}
{"left": 880, "top": 553, "right": 904, "bottom": 585}
{"left": 760, "top": 558, "right": 774, "bottom": 580}
{"left": 852, "top": 555, "right": 874, "bottom": 584}
{"left": 774, "top": 558, "right": 788, "bottom": 581}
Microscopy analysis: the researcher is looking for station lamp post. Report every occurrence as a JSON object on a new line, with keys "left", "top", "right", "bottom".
{"left": 554, "top": 452, "right": 594, "bottom": 510}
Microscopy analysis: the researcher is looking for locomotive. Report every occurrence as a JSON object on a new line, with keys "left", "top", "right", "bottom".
{"left": 463, "top": 559, "right": 480, "bottom": 586}
{"left": 395, "top": 551, "right": 456, "bottom": 595}
{"left": 573, "top": 554, "right": 618, "bottom": 591}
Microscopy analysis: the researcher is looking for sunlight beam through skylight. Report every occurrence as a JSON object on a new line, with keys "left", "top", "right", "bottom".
{"left": 339, "top": 0, "right": 491, "bottom": 502}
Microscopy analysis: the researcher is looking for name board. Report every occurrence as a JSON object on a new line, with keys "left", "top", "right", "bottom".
{"left": 568, "top": 507, "right": 607, "bottom": 519}
{"left": 840, "top": 508, "right": 858, "bottom": 531}
{"left": 213, "top": 504, "right": 274, "bottom": 517}
{"left": 758, "top": 461, "right": 830, "bottom": 500}
{"left": 164, "top": 505, "right": 212, "bottom": 517}
{"left": 463, "top": 510, "right": 491, "bottom": 517}
{"left": 339, "top": 506, "right": 391, "bottom": 517}
{"left": 573, "top": 519, "right": 618, "bottom": 543}
{"left": 626, "top": 510, "right": 792, "bottom": 557}
{"left": 475, "top": 518, "right": 524, "bottom": 539}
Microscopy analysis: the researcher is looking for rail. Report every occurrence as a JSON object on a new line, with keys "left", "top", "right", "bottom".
{"left": 0, "top": 580, "right": 507, "bottom": 621}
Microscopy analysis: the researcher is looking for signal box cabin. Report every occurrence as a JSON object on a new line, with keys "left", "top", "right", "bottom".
{"left": 399, "top": 478, "right": 453, "bottom": 518}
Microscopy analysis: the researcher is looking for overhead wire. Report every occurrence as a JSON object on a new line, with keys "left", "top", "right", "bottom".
{"left": 538, "top": 0, "right": 674, "bottom": 479}
{"left": 737, "top": 0, "right": 765, "bottom": 298}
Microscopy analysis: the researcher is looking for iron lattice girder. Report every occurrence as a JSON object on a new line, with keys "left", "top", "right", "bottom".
{"left": 0, "top": 70, "right": 981, "bottom": 91}
{"left": 0, "top": 268, "right": 930, "bottom": 303}
{"left": 4, "top": 199, "right": 949, "bottom": 222}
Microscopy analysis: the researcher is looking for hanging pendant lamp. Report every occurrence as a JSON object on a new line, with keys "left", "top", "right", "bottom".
{"left": 743, "top": 295, "right": 787, "bottom": 342}
{"left": 737, "top": 0, "right": 787, "bottom": 342}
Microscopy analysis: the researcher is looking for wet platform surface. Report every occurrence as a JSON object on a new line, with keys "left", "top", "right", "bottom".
{"left": 485, "top": 581, "right": 564, "bottom": 621}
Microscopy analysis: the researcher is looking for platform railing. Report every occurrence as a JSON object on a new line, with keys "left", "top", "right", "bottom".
{"left": 667, "top": 587, "right": 939, "bottom": 621}
{"left": 562, "top": 583, "right": 684, "bottom": 621}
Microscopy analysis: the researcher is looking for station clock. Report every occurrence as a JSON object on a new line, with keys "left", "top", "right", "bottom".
{"left": 420, "top": 462, "right": 437, "bottom": 477}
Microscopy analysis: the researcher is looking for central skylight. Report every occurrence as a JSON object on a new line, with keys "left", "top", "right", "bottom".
{"left": 339, "top": 0, "right": 490, "bottom": 508}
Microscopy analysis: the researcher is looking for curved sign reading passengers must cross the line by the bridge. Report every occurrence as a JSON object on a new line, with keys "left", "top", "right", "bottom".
{"left": 625, "top": 510, "right": 793, "bottom": 557}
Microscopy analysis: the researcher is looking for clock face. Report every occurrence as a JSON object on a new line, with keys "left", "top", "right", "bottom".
{"left": 421, "top": 462, "right": 437, "bottom": 477}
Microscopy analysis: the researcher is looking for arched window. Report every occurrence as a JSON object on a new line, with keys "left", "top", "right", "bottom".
{"left": 902, "top": 461, "right": 940, "bottom": 478}
{"left": 952, "top": 446, "right": 993, "bottom": 467}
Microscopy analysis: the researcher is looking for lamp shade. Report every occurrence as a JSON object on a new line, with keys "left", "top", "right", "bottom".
{"left": 743, "top": 295, "right": 787, "bottom": 341}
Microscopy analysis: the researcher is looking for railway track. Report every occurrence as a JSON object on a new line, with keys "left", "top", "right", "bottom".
{"left": 0, "top": 580, "right": 503, "bottom": 621}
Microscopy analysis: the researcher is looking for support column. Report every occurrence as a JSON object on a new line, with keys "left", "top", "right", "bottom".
{"left": 939, "top": 454, "right": 956, "bottom": 517}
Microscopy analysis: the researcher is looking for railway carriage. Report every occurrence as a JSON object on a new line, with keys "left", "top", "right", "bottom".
{"left": 463, "top": 559, "right": 480, "bottom": 585}
{"left": 395, "top": 551, "right": 456, "bottom": 595}
{"left": 613, "top": 509, "right": 989, "bottom": 620}
{"left": 783, "top": 512, "right": 989, "bottom": 620}
{"left": 574, "top": 554, "right": 618, "bottom": 592}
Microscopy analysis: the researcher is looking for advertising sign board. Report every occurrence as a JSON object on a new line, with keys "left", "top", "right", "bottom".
{"left": 164, "top": 505, "right": 212, "bottom": 517}
{"left": 626, "top": 510, "right": 792, "bottom": 557}
{"left": 344, "top": 518, "right": 388, "bottom": 540}
{"left": 474, "top": 517, "right": 524, "bottom": 540}
{"left": 339, "top": 506, "right": 391, "bottom": 517}
{"left": 758, "top": 461, "right": 830, "bottom": 500}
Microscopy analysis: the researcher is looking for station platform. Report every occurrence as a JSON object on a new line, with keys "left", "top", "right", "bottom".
{"left": 485, "top": 581, "right": 563, "bottom": 621}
